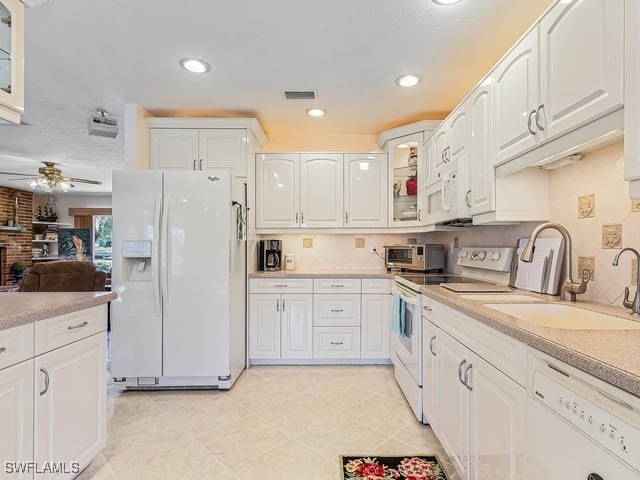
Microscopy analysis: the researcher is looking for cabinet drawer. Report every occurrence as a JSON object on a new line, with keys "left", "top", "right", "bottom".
{"left": 0, "top": 323, "right": 34, "bottom": 371}
{"left": 313, "top": 278, "right": 361, "bottom": 294}
{"left": 362, "top": 278, "right": 391, "bottom": 294}
{"left": 313, "top": 327, "right": 361, "bottom": 358}
{"left": 35, "top": 306, "right": 107, "bottom": 356}
{"left": 313, "top": 294, "right": 361, "bottom": 327}
{"left": 249, "top": 278, "right": 313, "bottom": 294}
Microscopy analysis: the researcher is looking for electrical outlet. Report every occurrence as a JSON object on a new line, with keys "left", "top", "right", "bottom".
{"left": 453, "top": 236, "right": 459, "bottom": 248}
{"left": 407, "top": 237, "right": 417, "bottom": 245}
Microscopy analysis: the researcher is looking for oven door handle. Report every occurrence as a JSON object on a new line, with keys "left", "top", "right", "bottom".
{"left": 394, "top": 285, "right": 420, "bottom": 306}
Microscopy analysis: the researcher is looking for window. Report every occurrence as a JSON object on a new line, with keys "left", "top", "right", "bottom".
{"left": 93, "top": 215, "right": 112, "bottom": 273}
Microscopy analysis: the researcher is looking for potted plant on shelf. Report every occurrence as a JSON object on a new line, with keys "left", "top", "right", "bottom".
{"left": 33, "top": 224, "right": 47, "bottom": 241}
{"left": 405, "top": 174, "right": 418, "bottom": 196}
{"left": 10, "top": 261, "right": 27, "bottom": 283}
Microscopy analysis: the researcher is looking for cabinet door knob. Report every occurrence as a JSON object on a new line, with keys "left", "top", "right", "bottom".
{"left": 295, "top": 212, "right": 299, "bottom": 224}
{"left": 276, "top": 299, "right": 280, "bottom": 312}
{"left": 465, "top": 190, "right": 472, "bottom": 208}
{"left": 423, "top": 305, "right": 432, "bottom": 312}
{"left": 330, "top": 341, "right": 344, "bottom": 345}
{"left": 527, "top": 110, "right": 537, "bottom": 136}
{"left": 193, "top": 159, "right": 197, "bottom": 170}
{"left": 587, "top": 474, "right": 604, "bottom": 480}
{"left": 535, "top": 104, "right": 545, "bottom": 131}
{"left": 464, "top": 363, "right": 473, "bottom": 391}
{"left": 457, "top": 359, "right": 467, "bottom": 385}
{"left": 429, "top": 336, "right": 437, "bottom": 356}
{"left": 282, "top": 299, "right": 286, "bottom": 311}
{"left": 0, "top": 347, "right": 6, "bottom": 354}
{"left": 67, "top": 321, "right": 88, "bottom": 330}
{"left": 345, "top": 211, "right": 349, "bottom": 224}
{"left": 40, "top": 368, "right": 50, "bottom": 396}
{"left": 330, "top": 308, "right": 344, "bottom": 313}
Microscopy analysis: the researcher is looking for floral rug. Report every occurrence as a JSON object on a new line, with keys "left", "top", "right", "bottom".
{"left": 340, "top": 455, "right": 448, "bottom": 480}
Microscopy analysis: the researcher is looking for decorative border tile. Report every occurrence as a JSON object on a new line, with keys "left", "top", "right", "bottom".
{"left": 602, "top": 224, "right": 622, "bottom": 249}
{"left": 578, "top": 194, "right": 595, "bottom": 219}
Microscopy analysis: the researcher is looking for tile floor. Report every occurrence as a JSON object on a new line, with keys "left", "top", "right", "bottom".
{"left": 78, "top": 365, "right": 459, "bottom": 480}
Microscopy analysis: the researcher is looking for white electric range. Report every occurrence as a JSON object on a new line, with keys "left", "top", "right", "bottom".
{"left": 391, "top": 246, "right": 516, "bottom": 422}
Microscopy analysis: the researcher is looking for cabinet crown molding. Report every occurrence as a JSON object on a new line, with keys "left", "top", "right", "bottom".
{"left": 377, "top": 120, "right": 442, "bottom": 149}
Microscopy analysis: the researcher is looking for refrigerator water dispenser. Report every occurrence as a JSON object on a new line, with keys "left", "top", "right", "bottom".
{"left": 122, "top": 240, "right": 152, "bottom": 282}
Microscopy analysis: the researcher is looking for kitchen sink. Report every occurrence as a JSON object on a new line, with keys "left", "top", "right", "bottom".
{"left": 459, "top": 294, "right": 544, "bottom": 302}
{"left": 485, "top": 303, "right": 640, "bottom": 330}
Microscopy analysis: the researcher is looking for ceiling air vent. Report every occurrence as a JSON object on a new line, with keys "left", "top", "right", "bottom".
{"left": 282, "top": 90, "right": 318, "bottom": 101}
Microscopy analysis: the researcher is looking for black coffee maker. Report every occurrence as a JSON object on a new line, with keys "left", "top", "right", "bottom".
{"left": 258, "top": 240, "right": 282, "bottom": 271}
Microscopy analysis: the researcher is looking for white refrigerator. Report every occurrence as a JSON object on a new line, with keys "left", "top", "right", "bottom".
{"left": 110, "top": 170, "right": 247, "bottom": 389}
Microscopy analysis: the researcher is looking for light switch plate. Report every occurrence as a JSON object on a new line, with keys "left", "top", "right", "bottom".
{"left": 302, "top": 238, "right": 313, "bottom": 248}
{"left": 602, "top": 224, "right": 622, "bottom": 249}
{"left": 578, "top": 194, "right": 595, "bottom": 219}
{"left": 577, "top": 256, "right": 595, "bottom": 281}
{"left": 632, "top": 200, "right": 640, "bottom": 212}
{"left": 355, "top": 238, "right": 365, "bottom": 248}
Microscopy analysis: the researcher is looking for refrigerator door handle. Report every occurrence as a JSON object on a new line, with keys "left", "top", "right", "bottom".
{"left": 153, "top": 194, "right": 162, "bottom": 316}
{"left": 160, "top": 195, "right": 170, "bottom": 308}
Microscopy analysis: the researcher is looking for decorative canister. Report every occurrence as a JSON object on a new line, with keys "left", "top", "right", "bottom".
{"left": 405, "top": 176, "right": 418, "bottom": 196}
{"left": 284, "top": 253, "right": 296, "bottom": 270}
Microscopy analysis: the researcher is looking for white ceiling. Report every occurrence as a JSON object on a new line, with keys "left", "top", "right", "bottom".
{"left": 0, "top": 0, "right": 552, "bottom": 194}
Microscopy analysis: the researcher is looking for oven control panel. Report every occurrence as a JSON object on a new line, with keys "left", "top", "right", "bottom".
{"left": 533, "top": 370, "right": 640, "bottom": 472}
{"left": 457, "top": 247, "right": 515, "bottom": 272}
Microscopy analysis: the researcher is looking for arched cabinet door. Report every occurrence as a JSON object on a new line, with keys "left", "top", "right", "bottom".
{"left": 0, "top": 0, "right": 24, "bottom": 124}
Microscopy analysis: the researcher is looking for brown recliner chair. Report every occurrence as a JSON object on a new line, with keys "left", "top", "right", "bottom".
{"left": 20, "top": 261, "right": 107, "bottom": 292}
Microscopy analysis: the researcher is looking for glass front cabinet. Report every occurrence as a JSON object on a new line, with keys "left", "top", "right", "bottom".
{"left": 387, "top": 132, "right": 425, "bottom": 227}
{"left": 0, "top": 0, "right": 23, "bottom": 124}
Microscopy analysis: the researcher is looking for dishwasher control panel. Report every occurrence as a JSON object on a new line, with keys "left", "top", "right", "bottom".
{"left": 533, "top": 370, "right": 640, "bottom": 472}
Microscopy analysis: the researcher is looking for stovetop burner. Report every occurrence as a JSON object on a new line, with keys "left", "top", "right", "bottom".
{"left": 397, "top": 274, "right": 482, "bottom": 286}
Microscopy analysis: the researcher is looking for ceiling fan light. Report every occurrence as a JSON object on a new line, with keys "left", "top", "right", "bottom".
{"left": 59, "top": 180, "right": 71, "bottom": 192}
{"left": 28, "top": 180, "right": 38, "bottom": 190}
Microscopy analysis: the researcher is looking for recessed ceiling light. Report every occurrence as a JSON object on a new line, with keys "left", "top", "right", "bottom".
{"left": 432, "top": 0, "right": 464, "bottom": 5}
{"left": 395, "top": 74, "right": 421, "bottom": 87}
{"left": 397, "top": 144, "right": 409, "bottom": 149}
{"left": 179, "top": 58, "right": 211, "bottom": 73}
{"left": 306, "top": 108, "right": 326, "bottom": 117}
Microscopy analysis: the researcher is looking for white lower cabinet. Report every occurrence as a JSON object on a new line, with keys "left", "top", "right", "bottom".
{"left": 249, "top": 293, "right": 312, "bottom": 360}
{"left": 361, "top": 294, "right": 390, "bottom": 359}
{"left": 0, "top": 360, "right": 33, "bottom": 480}
{"left": 34, "top": 332, "right": 107, "bottom": 479}
{"left": 424, "top": 296, "right": 527, "bottom": 480}
{"left": 249, "top": 277, "right": 390, "bottom": 363}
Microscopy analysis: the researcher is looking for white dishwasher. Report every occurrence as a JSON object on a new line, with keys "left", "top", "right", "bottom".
{"left": 528, "top": 351, "right": 640, "bottom": 479}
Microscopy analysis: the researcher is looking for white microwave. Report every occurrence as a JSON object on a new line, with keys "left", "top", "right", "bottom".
{"left": 383, "top": 244, "right": 445, "bottom": 272}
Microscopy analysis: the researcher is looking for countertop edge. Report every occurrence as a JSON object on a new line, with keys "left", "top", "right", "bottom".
{"left": 248, "top": 271, "right": 393, "bottom": 279}
{"left": 0, "top": 292, "right": 117, "bottom": 331}
{"left": 420, "top": 286, "right": 640, "bottom": 398}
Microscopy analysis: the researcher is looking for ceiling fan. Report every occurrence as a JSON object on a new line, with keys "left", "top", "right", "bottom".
{"left": 0, "top": 162, "right": 102, "bottom": 192}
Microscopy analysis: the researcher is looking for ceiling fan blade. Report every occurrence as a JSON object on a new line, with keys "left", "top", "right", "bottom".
{"left": 67, "top": 177, "right": 103, "bottom": 185}
{"left": 0, "top": 171, "right": 36, "bottom": 176}
{"left": 8, "top": 177, "right": 38, "bottom": 181}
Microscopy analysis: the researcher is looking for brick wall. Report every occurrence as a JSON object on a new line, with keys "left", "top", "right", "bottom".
{"left": 0, "top": 187, "right": 33, "bottom": 285}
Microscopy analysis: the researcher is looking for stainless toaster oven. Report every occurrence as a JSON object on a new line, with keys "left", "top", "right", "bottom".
{"left": 383, "top": 244, "right": 445, "bottom": 272}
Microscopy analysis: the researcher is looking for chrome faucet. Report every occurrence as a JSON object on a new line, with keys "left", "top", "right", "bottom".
{"left": 612, "top": 248, "right": 640, "bottom": 316}
{"left": 520, "top": 222, "right": 589, "bottom": 302}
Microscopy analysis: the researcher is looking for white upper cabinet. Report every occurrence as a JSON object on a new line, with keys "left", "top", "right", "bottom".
{"left": 199, "top": 129, "right": 248, "bottom": 174}
{"left": 256, "top": 152, "right": 387, "bottom": 230}
{"left": 493, "top": 28, "right": 539, "bottom": 166}
{"left": 300, "top": 154, "right": 343, "bottom": 228}
{"left": 626, "top": 0, "right": 640, "bottom": 195}
{"left": 468, "top": 83, "right": 495, "bottom": 216}
{"left": 150, "top": 128, "right": 248, "bottom": 175}
{"left": 448, "top": 107, "right": 469, "bottom": 166}
{"left": 344, "top": 153, "right": 387, "bottom": 228}
{"left": 492, "top": 0, "right": 623, "bottom": 169}
{"left": 388, "top": 132, "right": 425, "bottom": 227}
{"left": 256, "top": 154, "right": 300, "bottom": 229}
{"left": 431, "top": 127, "right": 449, "bottom": 182}
{"left": 539, "top": 0, "right": 624, "bottom": 140}
{"left": 149, "top": 129, "right": 199, "bottom": 170}
{"left": 0, "top": 0, "right": 23, "bottom": 124}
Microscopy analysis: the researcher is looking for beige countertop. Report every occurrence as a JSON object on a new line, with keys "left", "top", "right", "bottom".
{"left": 249, "top": 270, "right": 393, "bottom": 279}
{"left": 0, "top": 291, "right": 117, "bottom": 331}
{"left": 420, "top": 286, "right": 640, "bottom": 397}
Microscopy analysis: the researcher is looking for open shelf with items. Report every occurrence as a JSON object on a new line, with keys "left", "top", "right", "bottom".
{"left": 31, "top": 221, "right": 71, "bottom": 262}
